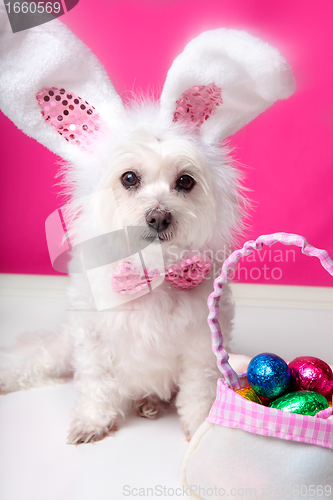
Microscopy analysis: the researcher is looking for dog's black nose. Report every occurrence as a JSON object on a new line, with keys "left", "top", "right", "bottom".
{"left": 146, "top": 210, "right": 172, "bottom": 232}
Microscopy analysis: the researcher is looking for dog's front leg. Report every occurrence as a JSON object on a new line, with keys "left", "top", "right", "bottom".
{"left": 67, "top": 367, "right": 121, "bottom": 445}
{"left": 176, "top": 349, "right": 220, "bottom": 441}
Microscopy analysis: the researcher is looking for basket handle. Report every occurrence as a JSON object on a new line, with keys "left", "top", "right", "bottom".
{"left": 207, "top": 232, "right": 333, "bottom": 390}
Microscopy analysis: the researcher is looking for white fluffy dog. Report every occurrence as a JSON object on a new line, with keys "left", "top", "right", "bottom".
{"left": 0, "top": 10, "right": 295, "bottom": 444}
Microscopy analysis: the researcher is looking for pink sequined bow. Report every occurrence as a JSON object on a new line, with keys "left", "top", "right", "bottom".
{"left": 111, "top": 254, "right": 212, "bottom": 295}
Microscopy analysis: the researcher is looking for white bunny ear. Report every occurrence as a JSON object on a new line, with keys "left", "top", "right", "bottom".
{"left": 0, "top": 5, "right": 124, "bottom": 163}
{"left": 160, "top": 29, "right": 295, "bottom": 143}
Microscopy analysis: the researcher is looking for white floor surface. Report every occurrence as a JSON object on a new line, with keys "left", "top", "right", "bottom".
{"left": 0, "top": 285, "right": 332, "bottom": 500}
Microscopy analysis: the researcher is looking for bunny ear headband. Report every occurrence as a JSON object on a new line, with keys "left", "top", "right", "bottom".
{"left": 0, "top": 4, "right": 295, "bottom": 165}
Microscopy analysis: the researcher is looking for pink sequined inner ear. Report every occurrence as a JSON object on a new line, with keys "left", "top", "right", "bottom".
{"left": 36, "top": 87, "right": 100, "bottom": 147}
{"left": 173, "top": 83, "right": 222, "bottom": 127}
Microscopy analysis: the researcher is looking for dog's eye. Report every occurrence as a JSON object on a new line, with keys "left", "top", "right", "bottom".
{"left": 121, "top": 171, "right": 140, "bottom": 188}
{"left": 176, "top": 175, "right": 195, "bottom": 191}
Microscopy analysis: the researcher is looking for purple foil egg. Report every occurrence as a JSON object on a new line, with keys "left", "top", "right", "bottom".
{"left": 288, "top": 356, "right": 333, "bottom": 397}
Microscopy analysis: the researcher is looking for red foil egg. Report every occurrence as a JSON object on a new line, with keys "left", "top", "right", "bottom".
{"left": 288, "top": 356, "right": 333, "bottom": 397}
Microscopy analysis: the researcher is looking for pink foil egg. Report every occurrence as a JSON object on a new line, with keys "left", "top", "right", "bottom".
{"left": 288, "top": 356, "right": 333, "bottom": 397}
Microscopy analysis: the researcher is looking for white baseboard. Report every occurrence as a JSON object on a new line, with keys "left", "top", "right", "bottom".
{"left": 0, "top": 273, "right": 69, "bottom": 298}
{"left": 0, "top": 274, "right": 332, "bottom": 310}
{"left": 230, "top": 283, "right": 333, "bottom": 310}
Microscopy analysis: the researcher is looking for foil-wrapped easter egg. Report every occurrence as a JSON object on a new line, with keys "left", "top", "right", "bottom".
{"left": 270, "top": 390, "right": 329, "bottom": 416}
{"left": 288, "top": 356, "right": 333, "bottom": 397}
{"left": 247, "top": 353, "right": 291, "bottom": 399}
{"left": 235, "top": 387, "right": 263, "bottom": 404}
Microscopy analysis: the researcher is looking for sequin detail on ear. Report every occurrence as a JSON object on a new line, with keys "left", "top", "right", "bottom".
{"left": 173, "top": 83, "right": 222, "bottom": 127}
{"left": 36, "top": 87, "right": 100, "bottom": 147}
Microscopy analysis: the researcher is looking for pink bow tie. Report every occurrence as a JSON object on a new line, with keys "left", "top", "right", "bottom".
{"left": 111, "top": 255, "right": 212, "bottom": 295}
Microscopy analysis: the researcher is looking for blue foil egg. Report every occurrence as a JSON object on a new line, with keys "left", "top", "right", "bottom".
{"left": 247, "top": 353, "right": 291, "bottom": 399}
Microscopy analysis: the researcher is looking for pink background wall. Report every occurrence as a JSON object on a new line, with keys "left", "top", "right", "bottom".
{"left": 1, "top": 0, "right": 333, "bottom": 286}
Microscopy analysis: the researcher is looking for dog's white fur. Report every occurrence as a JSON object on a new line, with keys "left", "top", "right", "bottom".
{"left": 0, "top": 18, "right": 295, "bottom": 444}
{"left": 0, "top": 101, "right": 246, "bottom": 444}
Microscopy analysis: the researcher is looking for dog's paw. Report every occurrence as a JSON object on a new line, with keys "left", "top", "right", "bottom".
{"left": 182, "top": 428, "right": 192, "bottom": 443}
{"left": 0, "top": 372, "right": 6, "bottom": 395}
{"left": 177, "top": 397, "right": 213, "bottom": 440}
{"left": 135, "top": 396, "right": 162, "bottom": 420}
{"left": 0, "top": 368, "right": 19, "bottom": 395}
{"left": 67, "top": 419, "right": 117, "bottom": 445}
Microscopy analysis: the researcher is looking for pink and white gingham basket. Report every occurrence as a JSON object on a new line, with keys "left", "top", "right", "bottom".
{"left": 182, "top": 233, "right": 333, "bottom": 500}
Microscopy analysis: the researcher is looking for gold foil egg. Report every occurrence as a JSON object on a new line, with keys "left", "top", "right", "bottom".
{"left": 235, "top": 387, "right": 263, "bottom": 404}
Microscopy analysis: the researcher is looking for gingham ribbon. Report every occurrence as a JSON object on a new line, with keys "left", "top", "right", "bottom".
{"left": 207, "top": 233, "right": 333, "bottom": 449}
{"left": 208, "top": 232, "right": 333, "bottom": 388}
{"left": 208, "top": 380, "right": 333, "bottom": 449}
